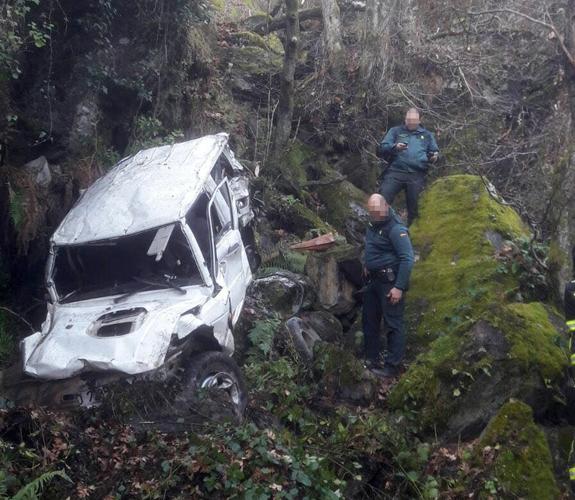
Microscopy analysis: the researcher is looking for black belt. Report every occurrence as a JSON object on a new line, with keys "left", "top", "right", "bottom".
{"left": 367, "top": 267, "right": 396, "bottom": 282}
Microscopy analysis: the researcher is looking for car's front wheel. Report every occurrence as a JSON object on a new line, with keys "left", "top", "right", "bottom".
{"left": 179, "top": 351, "right": 247, "bottom": 419}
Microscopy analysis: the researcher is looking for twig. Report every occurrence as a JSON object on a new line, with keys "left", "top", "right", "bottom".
{"left": 457, "top": 66, "right": 475, "bottom": 102}
{"left": 290, "top": 115, "right": 301, "bottom": 143}
{"left": 468, "top": 8, "right": 575, "bottom": 68}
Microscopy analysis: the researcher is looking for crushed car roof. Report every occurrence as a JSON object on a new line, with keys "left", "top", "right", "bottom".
{"left": 52, "top": 133, "right": 230, "bottom": 245}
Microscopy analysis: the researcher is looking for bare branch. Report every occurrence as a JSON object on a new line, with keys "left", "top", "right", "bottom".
{"left": 468, "top": 8, "right": 575, "bottom": 68}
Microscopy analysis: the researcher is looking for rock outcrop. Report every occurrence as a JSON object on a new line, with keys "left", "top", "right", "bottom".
{"left": 473, "top": 400, "right": 560, "bottom": 499}
{"left": 304, "top": 243, "right": 362, "bottom": 315}
{"left": 389, "top": 175, "right": 568, "bottom": 438}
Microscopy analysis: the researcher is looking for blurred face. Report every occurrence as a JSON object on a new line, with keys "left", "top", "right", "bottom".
{"left": 405, "top": 110, "right": 420, "bottom": 131}
{"left": 367, "top": 194, "right": 389, "bottom": 222}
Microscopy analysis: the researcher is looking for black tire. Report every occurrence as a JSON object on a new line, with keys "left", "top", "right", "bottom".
{"left": 180, "top": 351, "right": 248, "bottom": 418}
{"left": 284, "top": 317, "right": 321, "bottom": 362}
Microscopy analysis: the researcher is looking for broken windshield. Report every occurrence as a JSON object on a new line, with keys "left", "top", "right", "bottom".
{"left": 52, "top": 224, "right": 203, "bottom": 303}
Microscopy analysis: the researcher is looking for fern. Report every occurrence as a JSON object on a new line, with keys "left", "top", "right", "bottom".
{"left": 11, "top": 470, "right": 71, "bottom": 500}
{"left": 257, "top": 250, "right": 307, "bottom": 277}
{"left": 247, "top": 318, "right": 281, "bottom": 360}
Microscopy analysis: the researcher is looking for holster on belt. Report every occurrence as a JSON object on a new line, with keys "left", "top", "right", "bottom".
{"left": 367, "top": 267, "right": 396, "bottom": 283}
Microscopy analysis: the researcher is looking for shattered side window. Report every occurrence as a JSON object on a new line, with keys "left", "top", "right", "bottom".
{"left": 52, "top": 224, "right": 203, "bottom": 303}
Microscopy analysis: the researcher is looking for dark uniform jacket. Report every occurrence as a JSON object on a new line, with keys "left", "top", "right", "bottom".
{"left": 364, "top": 211, "right": 414, "bottom": 291}
{"left": 379, "top": 125, "right": 439, "bottom": 173}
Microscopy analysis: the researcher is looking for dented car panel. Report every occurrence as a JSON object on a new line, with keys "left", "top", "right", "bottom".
{"left": 21, "top": 286, "right": 231, "bottom": 380}
{"left": 21, "top": 133, "right": 254, "bottom": 385}
{"left": 52, "top": 134, "right": 230, "bottom": 245}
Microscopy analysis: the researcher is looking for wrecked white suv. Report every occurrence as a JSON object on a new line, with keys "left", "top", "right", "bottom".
{"left": 17, "top": 133, "right": 257, "bottom": 414}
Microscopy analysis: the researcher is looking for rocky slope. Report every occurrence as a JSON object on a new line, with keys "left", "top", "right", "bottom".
{"left": 1, "top": 175, "right": 572, "bottom": 498}
{"left": 1, "top": 0, "right": 574, "bottom": 497}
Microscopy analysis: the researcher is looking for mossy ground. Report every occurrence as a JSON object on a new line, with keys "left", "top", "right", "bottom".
{"left": 475, "top": 400, "right": 560, "bottom": 499}
{"left": 389, "top": 175, "right": 568, "bottom": 432}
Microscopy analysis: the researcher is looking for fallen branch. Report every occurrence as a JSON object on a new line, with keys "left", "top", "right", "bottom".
{"left": 250, "top": 3, "right": 364, "bottom": 35}
{"left": 252, "top": 7, "right": 321, "bottom": 34}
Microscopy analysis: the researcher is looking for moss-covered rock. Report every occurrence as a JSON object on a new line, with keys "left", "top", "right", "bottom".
{"left": 226, "top": 44, "right": 283, "bottom": 76}
{"left": 474, "top": 400, "right": 559, "bottom": 499}
{"left": 388, "top": 175, "right": 568, "bottom": 437}
{"left": 229, "top": 32, "right": 283, "bottom": 54}
{"left": 299, "top": 310, "right": 344, "bottom": 344}
{"left": 389, "top": 304, "right": 566, "bottom": 437}
{"left": 313, "top": 343, "right": 376, "bottom": 404}
{"left": 406, "top": 175, "right": 527, "bottom": 344}
{"left": 263, "top": 184, "right": 333, "bottom": 238}
{"left": 279, "top": 141, "right": 368, "bottom": 243}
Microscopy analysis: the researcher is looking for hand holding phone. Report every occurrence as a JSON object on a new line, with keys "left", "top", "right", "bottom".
{"left": 395, "top": 142, "right": 408, "bottom": 151}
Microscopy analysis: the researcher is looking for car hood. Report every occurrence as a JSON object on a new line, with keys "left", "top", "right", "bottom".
{"left": 22, "top": 287, "right": 214, "bottom": 380}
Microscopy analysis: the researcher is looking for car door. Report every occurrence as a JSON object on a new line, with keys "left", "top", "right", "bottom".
{"left": 207, "top": 178, "right": 246, "bottom": 314}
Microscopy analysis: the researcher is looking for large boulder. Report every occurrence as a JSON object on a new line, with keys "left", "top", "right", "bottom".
{"left": 388, "top": 175, "right": 568, "bottom": 438}
{"left": 233, "top": 271, "right": 316, "bottom": 361}
{"left": 389, "top": 304, "right": 566, "bottom": 438}
{"left": 472, "top": 400, "right": 560, "bottom": 499}
{"left": 279, "top": 312, "right": 345, "bottom": 363}
{"left": 299, "top": 310, "right": 343, "bottom": 344}
{"left": 405, "top": 175, "right": 528, "bottom": 347}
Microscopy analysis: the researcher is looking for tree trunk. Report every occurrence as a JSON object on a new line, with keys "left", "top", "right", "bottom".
{"left": 360, "top": 0, "right": 420, "bottom": 87}
{"left": 360, "top": 0, "right": 406, "bottom": 87}
{"left": 320, "top": 0, "right": 344, "bottom": 73}
{"left": 271, "top": 0, "right": 299, "bottom": 167}
{"left": 554, "top": 0, "right": 575, "bottom": 290}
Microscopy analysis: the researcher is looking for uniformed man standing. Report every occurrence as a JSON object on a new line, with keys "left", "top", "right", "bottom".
{"left": 378, "top": 108, "right": 439, "bottom": 226}
{"left": 362, "top": 194, "right": 415, "bottom": 378}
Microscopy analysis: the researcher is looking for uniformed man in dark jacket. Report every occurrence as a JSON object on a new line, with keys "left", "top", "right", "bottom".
{"left": 362, "top": 193, "right": 415, "bottom": 378}
{"left": 378, "top": 108, "right": 439, "bottom": 225}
